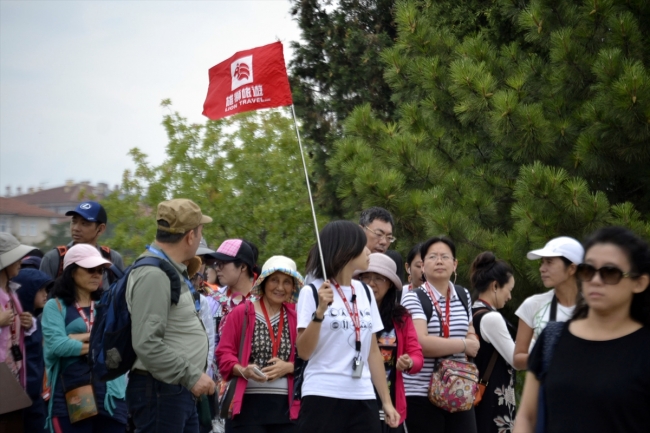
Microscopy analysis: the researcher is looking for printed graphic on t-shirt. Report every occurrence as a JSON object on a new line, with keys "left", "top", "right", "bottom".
{"left": 323, "top": 305, "right": 374, "bottom": 349}
{"left": 378, "top": 328, "right": 397, "bottom": 386}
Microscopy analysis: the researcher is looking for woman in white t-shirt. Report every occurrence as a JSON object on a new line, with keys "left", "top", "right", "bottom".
{"left": 401, "top": 236, "right": 480, "bottom": 433}
{"left": 296, "top": 221, "right": 400, "bottom": 433}
{"left": 513, "top": 237, "right": 583, "bottom": 370}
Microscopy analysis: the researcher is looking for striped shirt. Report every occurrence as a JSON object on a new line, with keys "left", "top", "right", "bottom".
{"left": 401, "top": 282, "right": 472, "bottom": 397}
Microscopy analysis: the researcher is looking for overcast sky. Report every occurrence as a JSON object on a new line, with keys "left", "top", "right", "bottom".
{"left": 0, "top": 0, "right": 301, "bottom": 196}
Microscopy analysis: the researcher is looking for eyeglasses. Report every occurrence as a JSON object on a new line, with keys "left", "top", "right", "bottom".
{"left": 364, "top": 226, "right": 396, "bottom": 243}
{"left": 210, "top": 261, "right": 226, "bottom": 271}
{"left": 358, "top": 274, "right": 389, "bottom": 285}
{"left": 82, "top": 266, "right": 105, "bottom": 275}
{"left": 576, "top": 264, "right": 637, "bottom": 285}
{"left": 426, "top": 254, "right": 453, "bottom": 262}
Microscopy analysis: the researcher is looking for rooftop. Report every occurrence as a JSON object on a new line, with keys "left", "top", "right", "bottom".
{"left": 0, "top": 197, "right": 64, "bottom": 218}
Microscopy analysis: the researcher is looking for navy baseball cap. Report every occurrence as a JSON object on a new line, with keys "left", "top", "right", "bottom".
{"left": 65, "top": 201, "right": 108, "bottom": 224}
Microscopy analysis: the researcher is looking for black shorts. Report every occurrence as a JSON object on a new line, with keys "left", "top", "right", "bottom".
{"left": 297, "top": 396, "right": 381, "bottom": 433}
{"left": 405, "top": 396, "right": 477, "bottom": 433}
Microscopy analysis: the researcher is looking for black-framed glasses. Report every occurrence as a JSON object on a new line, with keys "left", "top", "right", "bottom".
{"left": 83, "top": 266, "right": 105, "bottom": 275}
{"left": 363, "top": 226, "right": 396, "bottom": 243}
{"left": 576, "top": 263, "right": 637, "bottom": 285}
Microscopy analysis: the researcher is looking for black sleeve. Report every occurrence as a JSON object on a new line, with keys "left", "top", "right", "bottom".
{"left": 527, "top": 327, "right": 546, "bottom": 379}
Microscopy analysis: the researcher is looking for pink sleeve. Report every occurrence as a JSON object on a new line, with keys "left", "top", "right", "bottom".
{"left": 404, "top": 315, "right": 424, "bottom": 374}
{"left": 215, "top": 306, "right": 245, "bottom": 381}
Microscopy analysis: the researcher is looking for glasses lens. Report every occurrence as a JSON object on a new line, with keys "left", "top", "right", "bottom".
{"left": 576, "top": 264, "right": 595, "bottom": 282}
{"left": 599, "top": 266, "right": 624, "bottom": 285}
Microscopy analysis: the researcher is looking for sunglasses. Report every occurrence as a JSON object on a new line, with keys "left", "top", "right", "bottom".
{"left": 82, "top": 266, "right": 105, "bottom": 275}
{"left": 576, "top": 263, "right": 636, "bottom": 285}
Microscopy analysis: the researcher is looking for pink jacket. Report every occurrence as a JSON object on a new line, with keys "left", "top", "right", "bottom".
{"left": 0, "top": 283, "right": 27, "bottom": 388}
{"left": 216, "top": 299, "right": 300, "bottom": 420}
{"left": 394, "top": 314, "right": 424, "bottom": 424}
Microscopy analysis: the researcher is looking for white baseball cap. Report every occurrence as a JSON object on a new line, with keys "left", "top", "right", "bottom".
{"left": 527, "top": 236, "right": 584, "bottom": 264}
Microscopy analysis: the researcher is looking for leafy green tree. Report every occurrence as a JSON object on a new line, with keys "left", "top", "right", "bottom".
{"left": 289, "top": 0, "right": 398, "bottom": 215}
{"left": 328, "top": 0, "right": 650, "bottom": 313}
{"left": 101, "top": 102, "right": 325, "bottom": 268}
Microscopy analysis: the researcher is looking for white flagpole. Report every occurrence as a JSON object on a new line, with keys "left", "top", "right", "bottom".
{"left": 290, "top": 104, "right": 327, "bottom": 280}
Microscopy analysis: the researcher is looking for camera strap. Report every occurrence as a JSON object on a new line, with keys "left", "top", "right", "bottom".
{"left": 331, "top": 280, "right": 361, "bottom": 353}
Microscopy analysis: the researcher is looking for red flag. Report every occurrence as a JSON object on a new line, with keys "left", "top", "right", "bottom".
{"left": 202, "top": 41, "right": 293, "bottom": 120}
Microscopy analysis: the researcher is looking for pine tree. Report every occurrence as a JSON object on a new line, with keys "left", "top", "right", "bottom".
{"left": 328, "top": 0, "right": 650, "bottom": 312}
{"left": 289, "top": 0, "right": 398, "bottom": 216}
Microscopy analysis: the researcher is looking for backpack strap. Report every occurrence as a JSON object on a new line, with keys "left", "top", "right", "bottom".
{"left": 472, "top": 307, "right": 499, "bottom": 385}
{"left": 454, "top": 284, "right": 471, "bottom": 318}
{"left": 99, "top": 246, "right": 112, "bottom": 260}
{"left": 415, "top": 288, "right": 433, "bottom": 323}
{"left": 132, "top": 257, "right": 182, "bottom": 305}
{"left": 55, "top": 246, "right": 68, "bottom": 278}
{"left": 359, "top": 281, "right": 372, "bottom": 304}
{"left": 308, "top": 283, "right": 319, "bottom": 307}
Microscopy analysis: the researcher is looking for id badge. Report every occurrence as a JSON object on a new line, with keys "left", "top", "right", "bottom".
{"left": 351, "top": 357, "right": 364, "bottom": 379}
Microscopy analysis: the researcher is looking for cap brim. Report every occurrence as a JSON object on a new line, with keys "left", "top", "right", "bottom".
{"left": 0, "top": 245, "right": 39, "bottom": 270}
{"left": 75, "top": 256, "right": 112, "bottom": 269}
{"left": 200, "top": 215, "right": 213, "bottom": 224}
{"left": 204, "top": 251, "right": 237, "bottom": 261}
{"left": 526, "top": 248, "right": 555, "bottom": 260}
{"left": 196, "top": 246, "right": 215, "bottom": 256}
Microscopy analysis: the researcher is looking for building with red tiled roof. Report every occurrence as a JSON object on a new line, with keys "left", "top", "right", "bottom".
{"left": 0, "top": 197, "right": 65, "bottom": 243}
{"left": 7, "top": 180, "right": 114, "bottom": 215}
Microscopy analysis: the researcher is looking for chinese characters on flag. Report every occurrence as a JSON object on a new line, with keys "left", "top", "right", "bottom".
{"left": 202, "top": 41, "right": 293, "bottom": 120}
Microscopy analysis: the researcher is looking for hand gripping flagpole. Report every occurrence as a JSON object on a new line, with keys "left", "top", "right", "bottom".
{"left": 290, "top": 104, "right": 327, "bottom": 281}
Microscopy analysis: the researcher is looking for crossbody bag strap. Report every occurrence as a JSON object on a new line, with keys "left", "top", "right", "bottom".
{"left": 549, "top": 295, "right": 558, "bottom": 322}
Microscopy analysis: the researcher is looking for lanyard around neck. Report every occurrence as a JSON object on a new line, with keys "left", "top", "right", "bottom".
{"left": 424, "top": 281, "right": 451, "bottom": 338}
{"left": 332, "top": 280, "right": 361, "bottom": 352}
{"left": 146, "top": 245, "right": 201, "bottom": 312}
{"left": 75, "top": 301, "right": 95, "bottom": 333}
{"left": 259, "top": 299, "right": 285, "bottom": 358}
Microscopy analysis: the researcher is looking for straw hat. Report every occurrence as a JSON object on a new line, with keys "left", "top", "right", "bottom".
{"left": 251, "top": 256, "right": 305, "bottom": 302}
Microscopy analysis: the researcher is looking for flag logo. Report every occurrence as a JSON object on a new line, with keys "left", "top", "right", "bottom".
{"left": 231, "top": 55, "right": 253, "bottom": 90}
{"left": 203, "top": 42, "right": 293, "bottom": 120}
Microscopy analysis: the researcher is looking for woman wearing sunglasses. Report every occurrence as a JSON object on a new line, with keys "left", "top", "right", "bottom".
{"left": 41, "top": 244, "right": 127, "bottom": 432}
{"left": 513, "top": 237, "right": 583, "bottom": 370}
{"left": 515, "top": 227, "right": 650, "bottom": 433}
{"left": 354, "top": 253, "right": 423, "bottom": 433}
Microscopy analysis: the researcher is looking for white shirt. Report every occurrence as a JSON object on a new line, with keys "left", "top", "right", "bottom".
{"left": 297, "top": 279, "right": 383, "bottom": 400}
{"left": 515, "top": 289, "right": 574, "bottom": 346}
{"left": 472, "top": 301, "right": 518, "bottom": 369}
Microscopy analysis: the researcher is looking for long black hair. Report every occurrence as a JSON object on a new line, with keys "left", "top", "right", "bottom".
{"left": 306, "top": 221, "right": 367, "bottom": 280}
{"left": 50, "top": 264, "right": 102, "bottom": 306}
{"left": 573, "top": 227, "right": 650, "bottom": 326}
{"left": 377, "top": 280, "right": 408, "bottom": 333}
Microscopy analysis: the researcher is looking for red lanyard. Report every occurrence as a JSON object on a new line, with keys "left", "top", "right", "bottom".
{"left": 424, "top": 282, "right": 451, "bottom": 338}
{"left": 75, "top": 301, "right": 95, "bottom": 333}
{"left": 332, "top": 280, "right": 361, "bottom": 352}
{"left": 259, "top": 300, "right": 285, "bottom": 357}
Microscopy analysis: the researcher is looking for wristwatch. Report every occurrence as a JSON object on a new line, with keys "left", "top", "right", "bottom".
{"left": 312, "top": 312, "right": 324, "bottom": 323}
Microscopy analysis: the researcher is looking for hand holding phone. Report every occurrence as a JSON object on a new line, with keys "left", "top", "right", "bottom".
{"left": 251, "top": 366, "right": 267, "bottom": 379}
